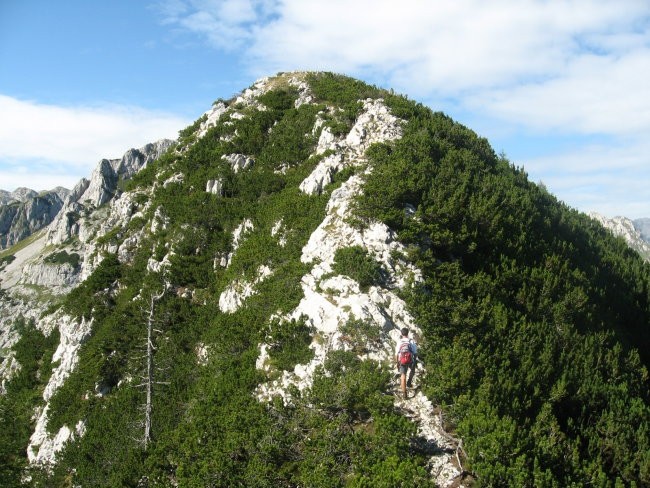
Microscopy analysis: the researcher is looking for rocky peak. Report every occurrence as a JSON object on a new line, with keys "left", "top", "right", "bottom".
{"left": 3, "top": 72, "right": 646, "bottom": 487}
{"left": 47, "top": 139, "right": 174, "bottom": 246}
{"left": 11, "top": 187, "right": 38, "bottom": 202}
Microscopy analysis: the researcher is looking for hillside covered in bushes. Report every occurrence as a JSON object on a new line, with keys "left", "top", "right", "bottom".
{"left": 0, "top": 72, "right": 648, "bottom": 487}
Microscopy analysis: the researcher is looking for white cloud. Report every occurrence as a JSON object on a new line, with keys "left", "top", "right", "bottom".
{"left": 158, "top": 0, "right": 650, "bottom": 136}
{"left": 522, "top": 138, "right": 650, "bottom": 219}
{"left": 0, "top": 95, "right": 188, "bottom": 191}
{"left": 473, "top": 48, "right": 650, "bottom": 135}
{"left": 159, "top": 0, "right": 273, "bottom": 49}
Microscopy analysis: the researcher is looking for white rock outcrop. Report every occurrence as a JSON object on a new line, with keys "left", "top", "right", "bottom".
{"left": 222, "top": 153, "right": 254, "bottom": 173}
{"left": 206, "top": 179, "right": 223, "bottom": 195}
{"left": 27, "top": 313, "right": 93, "bottom": 465}
{"left": 255, "top": 95, "right": 462, "bottom": 487}
{"left": 47, "top": 140, "right": 172, "bottom": 246}
{"left": 197, "top": 101, "right": 228, "bottom": 139}
{"left": 21, "top": 261, "right": 79, "bottom": 288}
{"left": 219, "top": 264, "right": 273, "bottom": 313}
{"left": 300, "top": 98, "right": 403, "bottom": 195}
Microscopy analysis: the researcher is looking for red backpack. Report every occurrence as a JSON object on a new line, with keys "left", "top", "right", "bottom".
{"left": 398, "top": 341, "right": 413, "bottom": 365}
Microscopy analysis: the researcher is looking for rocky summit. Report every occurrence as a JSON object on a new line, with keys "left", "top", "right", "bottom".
{"left": 0, "top": 72, "right": 649, "bottom": 487}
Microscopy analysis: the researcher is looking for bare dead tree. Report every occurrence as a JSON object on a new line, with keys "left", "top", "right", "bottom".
{"left": 137, "top": 285, "right": 168, "bottom": 451}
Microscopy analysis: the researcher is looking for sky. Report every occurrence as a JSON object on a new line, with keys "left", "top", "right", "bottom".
{"left": 0, "top": 1, "right": 648, "bottom": 219}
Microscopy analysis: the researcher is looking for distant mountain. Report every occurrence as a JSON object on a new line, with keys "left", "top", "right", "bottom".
{"left": 635, "top": 217, "right": 650, "bottom": 243}
{"left": 0, "top": 190, "right": 65, "bottom": 249}
{"left": 1, "top": 72, "right": 649, "bottom": 487}
{"left": 589, "top": 212, "right": 650, "bottom": 261}
{"left": 0, "top": 142, "right": 173, "bottom": 251}
{"left": 0, "top": 187, "right": 72, "bottom": 207}
{"left": 0, "top": 187, "right": 38, "bottom": 205}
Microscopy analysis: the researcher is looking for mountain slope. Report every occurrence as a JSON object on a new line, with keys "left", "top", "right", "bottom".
{"left": 0, "top": 72, "right": 649, "bottom": 487}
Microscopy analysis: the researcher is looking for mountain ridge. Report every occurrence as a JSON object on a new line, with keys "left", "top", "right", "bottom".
{"left": 0, "top": 71, "right": 648, "bottom": 487}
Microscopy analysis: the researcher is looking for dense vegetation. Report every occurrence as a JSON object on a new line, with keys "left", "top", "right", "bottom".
{"left": 355, "top": 91, "right": 650, "bottom": 485}
{"left": 2, "top": 72, "right": 648, "bottom": 487}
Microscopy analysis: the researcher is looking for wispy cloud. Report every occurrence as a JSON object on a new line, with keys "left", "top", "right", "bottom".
{"left": 524, "top": 138, "right": 650, "bottom": 218}
{"left": 0, "top": 95, "right": 188, "bottom": 191}
{"left": 156, "top": 0, "right": 274, "bottom": 50}
{"left": 157, "top": 1, "right": 649, "bottom": 115}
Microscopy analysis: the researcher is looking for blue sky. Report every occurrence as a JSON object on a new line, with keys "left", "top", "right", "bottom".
{"left": 1, "top": 0, "right": 648, "bottom": 218}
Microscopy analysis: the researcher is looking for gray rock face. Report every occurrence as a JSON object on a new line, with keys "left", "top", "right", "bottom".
{"left": 0, "top": 192, "right": 64, "bottom": 249}
{"left": 0, "top": 187, "right": 69, "bottom": 206}
{"left": 78, "top": 139, "right": 174, "bottom": 208}
{"left": 48, "top": 139, "right": 174, "bottom": 245}
{"left": 634, "top": 218, "right": 650, "bottom": 243}
{"left": 116, "top": 140, "right": 174, "bottom": 179}
{"left": 51, "top": 186, "right": 71, "bottom": 202}
{"left": 79, "top": 159, "right": 119, "bottom": 208}
{"left": 0, "top": 190, "right": 11, "bottom": 205}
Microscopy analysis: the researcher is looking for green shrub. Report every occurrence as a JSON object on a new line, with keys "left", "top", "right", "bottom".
{"left": 339, "top": 318, "right": 382, "bottom": 354}
{"left": 258, "top": 88, "right": 298, "bottom": 111}
{"left": 332, "top": 246, "right": 387, "bottom": 290}
{"left": 0, "top": 318, "right": 58, "bottom": 486}
{"left": 264, "top": 316, "right": 314, "bottom": 371}
{"left": 44, "top": 250, "right": 81, "bottom": 268}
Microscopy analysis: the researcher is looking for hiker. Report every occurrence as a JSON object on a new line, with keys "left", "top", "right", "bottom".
{"left": 395, "top": 327, "right": 417, "bottom": 399}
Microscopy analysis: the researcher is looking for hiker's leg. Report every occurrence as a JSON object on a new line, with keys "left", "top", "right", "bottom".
{"left": 400, "top": 372, "right": 407, "bottom": 398}
{"left": 406, "top": 362, "right": 416, "bottom": 387}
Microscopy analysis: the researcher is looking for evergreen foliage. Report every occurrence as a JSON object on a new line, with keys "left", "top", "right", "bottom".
{"left": 356, "top": 97, "right": 650, "bottom": 486}
{"left": 43, "top": 250, "right": 81, "bottom": 269}
{"left": 332, "top": 246, "right": 387, "bottom": 291}
{"left": 0, "top": 318, "right": 58, "bottom": 487}
{"left": 7, "top": 72, "right": 649, "bottom": 487}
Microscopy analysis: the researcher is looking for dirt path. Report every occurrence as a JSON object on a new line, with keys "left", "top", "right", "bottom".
{"left": 392, "top": 373, "right": 470, "bottom": 487}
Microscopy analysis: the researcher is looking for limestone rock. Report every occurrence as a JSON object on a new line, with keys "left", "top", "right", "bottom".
{"left": 222, "top": 153, "right": 254, "bottom": 173}
{"left": 47, "top": 140, "right": 172, "bottom": 246}
{"left": 197, "top": 101, "right": 228, "bottom": 139}
{"left": 0, "top": 191, "right": 64, "bottom": 249}
{"left": 27, "top": 313, "right": 93, "bottom": 465}
{"left": 206, "top": 179, "right": 224, "bottom": 196}
{"left": 299, "top": 98, "right": 403, "bottom": 195}
{"left": 634, "top": 217, "right": 650, "bottom": 242}
{"left": 21, "top": 261, "right": 79, "bottom": 289}
{"left": 219, "top": 264, "right": 273, "bottom": 313}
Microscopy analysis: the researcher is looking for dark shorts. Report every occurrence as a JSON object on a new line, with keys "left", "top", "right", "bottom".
{"left": 398, "top": 362, "right": 415, "bottom": 375}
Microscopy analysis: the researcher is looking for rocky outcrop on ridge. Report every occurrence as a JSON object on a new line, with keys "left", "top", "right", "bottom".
{"left": 0, "top": 187, "right": 38, "bottom": 205}
{"left": 0, "top": 139, "right": 176, "bottom": 386}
